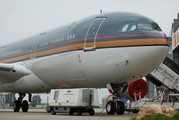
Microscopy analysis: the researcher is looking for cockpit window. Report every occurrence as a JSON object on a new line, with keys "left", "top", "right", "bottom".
{"left": 151, "top": 22, "right": 162, "bottom": 31}
{"left": 128, "top": 23, "right": 137, "bottom": 31}
{"left": 137, "top": 23, "right": 152, "bottom": 30}
{"left": 120, "top": 23, "right": 130, "bottom": 32}
{"left": 119, "top": 23, "right": 136, "bottom": 32}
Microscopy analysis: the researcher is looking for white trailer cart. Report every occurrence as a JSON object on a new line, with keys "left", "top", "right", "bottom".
{"left": 46, "top": 88, "right": 99, "bottom": 115}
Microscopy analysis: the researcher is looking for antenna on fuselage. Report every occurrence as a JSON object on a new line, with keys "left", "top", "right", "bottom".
{"left": 100, "top": 9, "right": 102, "bottom": 13}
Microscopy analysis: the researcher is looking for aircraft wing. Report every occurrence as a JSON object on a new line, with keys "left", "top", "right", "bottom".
{"left": 0, "top": 63, "right": 31, "bottom": 83}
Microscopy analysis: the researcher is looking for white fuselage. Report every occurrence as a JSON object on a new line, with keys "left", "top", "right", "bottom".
{"left": 0, "top": 45, "right": 169, "bottom": 93}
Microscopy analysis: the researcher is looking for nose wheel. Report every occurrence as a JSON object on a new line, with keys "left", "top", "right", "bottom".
{"left": 106, "top": 101, "right": 116, "bottom": 114}
{"left": 106, "top": 101, "right": 125, "bottom": 115}
{"left": 116, "top": 101, "right": 125, "bottom": 115}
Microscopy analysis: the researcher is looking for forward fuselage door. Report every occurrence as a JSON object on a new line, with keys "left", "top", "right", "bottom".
{"left": 30, "top": 33, "right": 45, "bottom": 58}
{"left": 84, "top": 18, "right": 105, "bottom": 51}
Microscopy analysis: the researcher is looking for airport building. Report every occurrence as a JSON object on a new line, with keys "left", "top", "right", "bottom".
{"left": 172, "top": 13, "right": 179, "bottom": 65}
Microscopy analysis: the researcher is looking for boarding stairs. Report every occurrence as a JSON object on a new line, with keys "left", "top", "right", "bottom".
{"left": 146, "top": 57, "right": 179, "bottom": 93}
{"left": 146, "top": 57, "right": 179, "bottom": 105}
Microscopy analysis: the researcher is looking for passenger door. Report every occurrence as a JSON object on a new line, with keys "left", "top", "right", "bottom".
{"left": 84, "top": 18, "right": 105, "bottom": 51}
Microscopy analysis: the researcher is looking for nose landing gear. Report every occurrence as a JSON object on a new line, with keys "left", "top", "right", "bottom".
{"left": 106, "top": 99, "right": 125, "bottom": 115}
{"left": 106, "top": 101, "right": 116, "bottom": 115}
{"left": 106, "top": 83, "right": 126, "bottom": 115}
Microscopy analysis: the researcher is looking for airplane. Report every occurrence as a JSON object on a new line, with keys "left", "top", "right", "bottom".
{"left": 0, "top": 12, "right": 169, "bottom": 115}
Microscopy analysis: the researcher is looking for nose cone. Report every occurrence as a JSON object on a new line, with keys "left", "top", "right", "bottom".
{"left": 134, "top": 32, "right": 170, "bottom": 78}
{"left": 146, "top": 45, "right": 169, "bottom": 65}
{"left": 124, "top": 35, "right": 169, "bottom": 83}
{"left": 137, "top": 45, "right": 169, "bottom": 78}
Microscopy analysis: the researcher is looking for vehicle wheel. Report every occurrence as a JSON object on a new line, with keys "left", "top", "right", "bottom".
{"left": 89, "top": 108, "right": 95, "bottom": 116}
{"left": 69, "top": 108, "right": 74, "bottom": 115}
{"left": 106, "top": 101, "right": 116, "bottom": 115}
{"left": 46, "top": 106, "right": 51, "bottom": 113}
{"left": 51, "top": 108, "right": 56, "bottom": 115}
{"left": 13, "top": 100, "right": 20, "bottom": 112}
{"left": 22, "top": 100, "right": 29, "bottom": 112}
{"left": 116, "top": 101, "right": 125, "bottom": 115}
{"left": 77, "top": 109, "right": 83, "bottom": 115}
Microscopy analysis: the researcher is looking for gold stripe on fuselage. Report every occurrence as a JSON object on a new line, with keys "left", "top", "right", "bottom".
{"left": 0, "top": 38, "right": 169, "bottom": 63}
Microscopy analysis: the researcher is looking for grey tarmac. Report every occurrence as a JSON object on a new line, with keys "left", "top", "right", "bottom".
{"left": 0, "top": 109, "right": 137, "bottom": 120}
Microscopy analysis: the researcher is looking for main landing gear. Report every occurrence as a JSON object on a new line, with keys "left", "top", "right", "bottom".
{"left": 13, "top": 93, "right": 31, "bottom": 112}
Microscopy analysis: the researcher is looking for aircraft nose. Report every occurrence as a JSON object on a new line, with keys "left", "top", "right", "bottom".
{"left": 141, "top": 32, "right": 169, "bottom": 67}
{"left": 144, "top": 45, "right": 169, "bottom": 67}
{"left": 129, "top": 44, "right": 169, "bottom": 80}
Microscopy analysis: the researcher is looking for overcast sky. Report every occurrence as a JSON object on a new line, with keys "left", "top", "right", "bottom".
{"left": 1, "top": 0, "right": 179, "bottom": 103}
{"left": 0, "top": 0, "right": 179, "bottom": 46}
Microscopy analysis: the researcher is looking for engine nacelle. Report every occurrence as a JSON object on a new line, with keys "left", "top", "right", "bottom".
{"left": 107, "top": 79, "right": 148, "bottom": 101}
{"left": 128, "top": 78, "right": 148, "bottom": 100}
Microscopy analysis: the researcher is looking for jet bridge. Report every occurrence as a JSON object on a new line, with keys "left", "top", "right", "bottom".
{"left": 146, "top": 57, "right": 179, "bottom": 93}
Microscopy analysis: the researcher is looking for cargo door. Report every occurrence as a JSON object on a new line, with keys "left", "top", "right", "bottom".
{"left": 84, "top": 18, "right": 105, "bottom": 51}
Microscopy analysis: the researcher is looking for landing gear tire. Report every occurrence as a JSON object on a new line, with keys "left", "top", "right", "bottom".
{"left": 22, "top": 100, "right": 29, "bottom": 112}
{"left": 77, "top": 109, "right": 83, "bottom": 115}
{"left": 13, "top": 100, "right": 21, "bottom": 112}
{"left": 51, "top": 108, "right": 56, "bottom": 115}
{"left": 88, "top": 108, "right": 95, "bottom": 116}
{"left": 106, "top": 101, "right": 116, "bottom": 115}
{"left": 116, "top": 101, "right": 125, "bottom": 115}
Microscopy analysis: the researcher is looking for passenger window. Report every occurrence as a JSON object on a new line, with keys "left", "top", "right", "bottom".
{"left": 119, "top": 23, "right": 130, "bottom": 32}
{"left": 151, "top": 22, "right": 162, "bottom": 31}
{"left": 137, "top": 23, "right": 152, "bottom": 31}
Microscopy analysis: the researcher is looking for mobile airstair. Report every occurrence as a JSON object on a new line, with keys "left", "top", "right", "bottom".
{"left": 145, "top": 57, "right": 179, "bottom": 108}
{"left": 146, "top": 57, "right": 179, "bottom": 93}
{"left": 130, "top": 57, "right": 179, "bottom": 110}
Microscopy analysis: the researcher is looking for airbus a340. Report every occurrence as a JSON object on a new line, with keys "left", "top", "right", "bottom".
{"left": 0, "top": 12, "right": 169, "bottom": 114}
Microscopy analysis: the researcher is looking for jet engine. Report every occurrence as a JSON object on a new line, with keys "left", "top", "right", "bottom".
{"left": 118, "top": 78, "right": 148, "bottom": 101}
{"left": 107, "top": 78, "right": 148, "bottom": 101}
